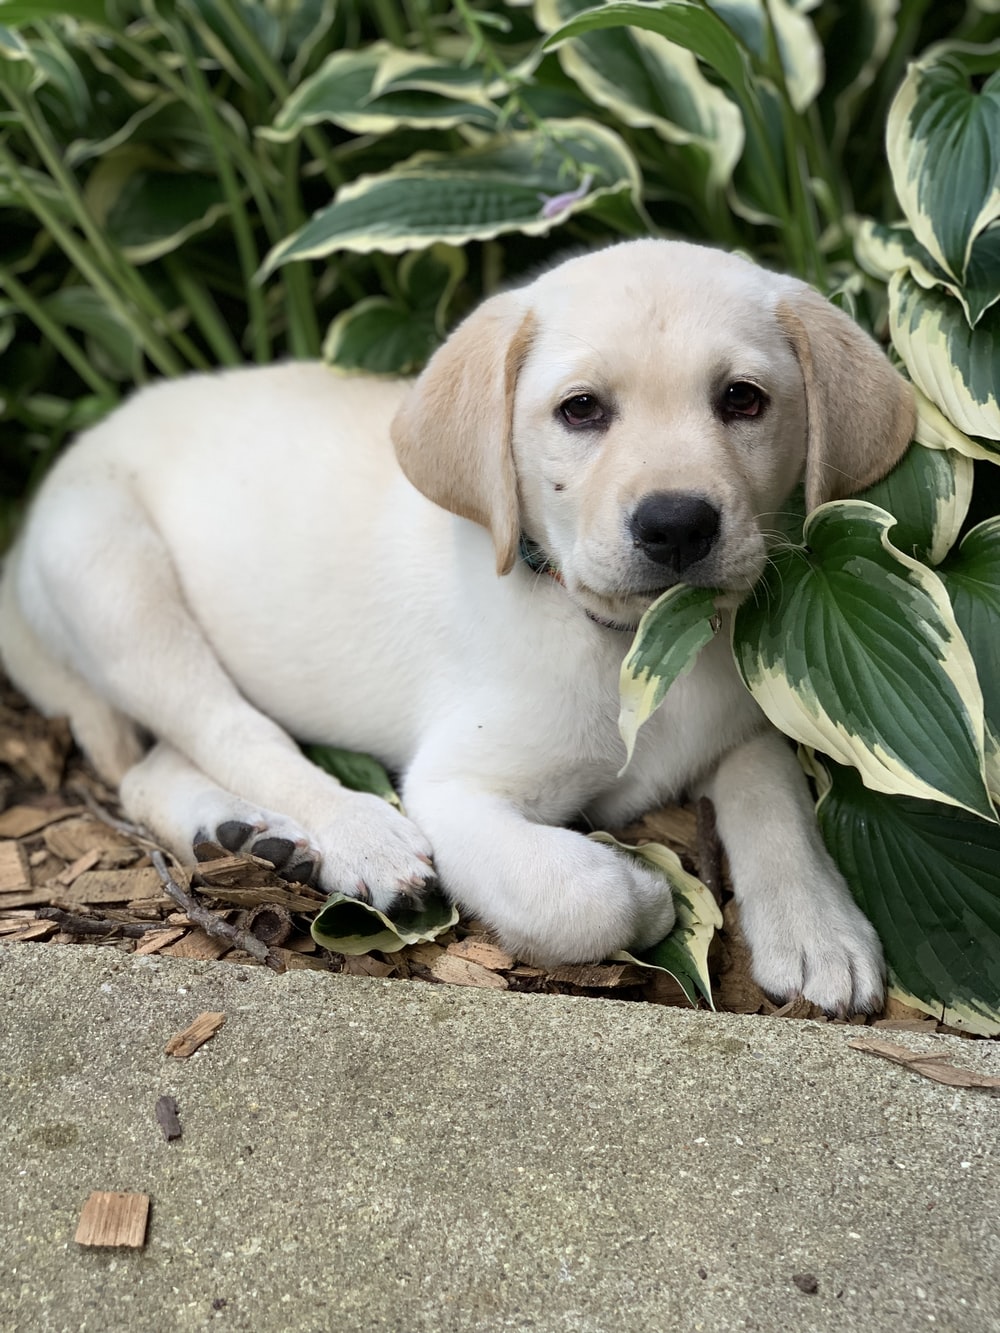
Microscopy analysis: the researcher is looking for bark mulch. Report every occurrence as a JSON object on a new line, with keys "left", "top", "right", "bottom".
{"left": 0, "top": 673, "right": 944, "bottom": 1032}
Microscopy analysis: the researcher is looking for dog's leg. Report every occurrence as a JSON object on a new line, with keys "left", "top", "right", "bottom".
{"left": 401, "top": 766, "right": 676, "bottom": 965}
{"left": 16, "top": 488, "right": 434, "bottom": 910}
{"left": 120, "top": 742, "right": 323, "bottom": 883}
{"left": 700, "top": 729, "right": 884, "bottom": 1013}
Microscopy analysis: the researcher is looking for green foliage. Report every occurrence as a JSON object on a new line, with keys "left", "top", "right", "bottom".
{"left": 2, "top": 0, "right": 999, "bottom": 1024}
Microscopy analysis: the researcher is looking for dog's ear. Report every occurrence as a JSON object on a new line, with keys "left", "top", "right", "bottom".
{"left": 777, "top": 288, "right": 915, "bottom": 511}
{"left": 391, "top": 294, "right": 536, "bottom": 575}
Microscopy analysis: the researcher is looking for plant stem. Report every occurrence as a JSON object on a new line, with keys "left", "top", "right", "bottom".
{"left": 163, "top": 258, "right": 242, "bottom": 366}
{"left": 0, "top": 265, "right": 117, "bottom": 400}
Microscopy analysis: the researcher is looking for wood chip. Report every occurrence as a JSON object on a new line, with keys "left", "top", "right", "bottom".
{"left": 165, "top": 1011, "right": 225, "bottom": 1058}
{"left": 194, "top": 854, "right": 289, "bottom": 889}
{"left": 155, "top": 1096, "right": 182, "bottom": 1141}
{"left": 161, "top": 928, "right": 230, "bottom": 961}
{"left": 340, "top": 954, "right": 396, "bottom": 978}
{"left": 54, "top": 848, "right": 102, "bottom": 887}
{"left": 0, "top": 841, "right": 30, "bottom": 894}
{"left": 0, "top": 887, "right": 55, "bottom": 909}
{"left": 446, "top": 937, "right": 515, "bottom": 970}
{"left": 74, "top": 1191, "right": 150, "bottom": 1248}
{"left": 848, "top": 1039, "right": 1000, "bottom": 1091}
{"left": 62, "top": 867, "right": 163, "bottom": 905}
{"left": 0, "top": 920, "right": 57, "bottom": 943}
{"left": 404, "top": 942, "right": 446, "bottom": 967}
{"left": 133, "top": 927, "right": 187, "bottom": 956}
{"left": 429, "top": 953, "right": 508, "bottom": 989}
{"left": 0, "top": 805, "right": 81, "bottom": 839}
{"left": 43, "top": 816, "right": 133, "bottom": 864}
{"left": 205, "top": 885, "right": 325, "bottom": 913}
{"left": 548, "top": 962, "right": 643, "bottom": 989}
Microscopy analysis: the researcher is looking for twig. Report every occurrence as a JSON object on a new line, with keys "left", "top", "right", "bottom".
{"left": 150, "top": 851, "right": 285, "bottom": 972}
{"left": 35, "top": 907, "right": 161, "bottom": 939}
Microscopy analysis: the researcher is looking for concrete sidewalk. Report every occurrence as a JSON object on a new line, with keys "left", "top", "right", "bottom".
{"left": 1, "top": 944, "right": 997, "bottom": 1333}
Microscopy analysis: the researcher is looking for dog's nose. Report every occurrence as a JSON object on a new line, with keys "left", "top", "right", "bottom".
{"left": 629, "top": 492, "right": 720, "bottom": 572}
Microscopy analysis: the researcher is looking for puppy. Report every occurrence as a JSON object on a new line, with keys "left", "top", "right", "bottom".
{"left": 0, "top": 240, "right": 914, "bottom": 1011}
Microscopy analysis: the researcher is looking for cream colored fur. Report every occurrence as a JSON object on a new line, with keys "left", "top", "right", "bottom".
{"left": 0, "top": 240, "right": 914, "bottom": 1010}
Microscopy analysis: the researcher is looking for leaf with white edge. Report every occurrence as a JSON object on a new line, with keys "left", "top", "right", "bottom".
{"left": 733, "top": 500, "right": 994, "bottom": 819}
{"left": 260, "top": 121, "right": 639, "bottom": 271}
{"left": 541, "top": 2, "right": 750, "bottom": 102}
{"left": 859, "top": 442, "right": 972, "bottom": 567}
{"left": 618, "top": 584, "right": 720, "bottom": 769}
{"left": 708, "top": 0, "right": 824, "bottom": 112}
{"left": 887, "top": 40, "right": 1000, "bottom": 284}
{"left": 267, "top": 43, "right": 497, "bottom": 141}
{"left": 0, "top": 23, "right": 44, "bottom": 93}
{"left": 0, "top": 0, "right": 106, "bottom": 24}
{"left": 937, "top": 517, "right": 1000, "bottom": 794}
{"left": 323, "top": 297, "right": 439, "bottom": 376}
{"left": 818, "top": 760, "right": 1000, "bottom": 1037}
{"left": 304, "top": 743, "right": 402, "bottom": 810}
{"left": 600, "top": 834, "right": 721, "bottom": 1007}
{"left": 890, "top": 271, "right": 1000, "bottom": 442}
{"left": 913, "top": 386, "right": 1000, "bottom": 465}
{"left": 818, "top": 0, "right": 898, "bottom": 148}
{"left": 535, "top": 0, "right": 743, "bottom": 187}
{"left": 855, "top": 217, "right": 1000, "bottom": 327}
{"left": 310, "top": 891, "right": 458, "bottom": 956}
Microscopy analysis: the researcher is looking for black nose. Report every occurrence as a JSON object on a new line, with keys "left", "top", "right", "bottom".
{"left": 629, "top": 492, "right": 720, "bottom": 573}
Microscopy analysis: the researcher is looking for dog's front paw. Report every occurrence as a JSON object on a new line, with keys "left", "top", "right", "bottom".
{"left": 739, "top": 889, "right": 885, "bottom": 1015}
{"left": 194, "top": 807, "right": 322, "bottom": 885}
{"left": 314, "top": 792, "right": 436, "bottom": 913}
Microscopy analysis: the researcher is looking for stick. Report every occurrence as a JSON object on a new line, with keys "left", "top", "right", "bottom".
{"left": 150, "top": 851, "right": 285, "bottom": 972}
{"left": 36, "top": 907, "right": 162, "bottom": 938}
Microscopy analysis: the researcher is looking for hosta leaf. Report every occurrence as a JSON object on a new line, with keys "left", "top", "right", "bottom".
{"left": 708, "top": 0, "right": 824, "bottom": 112}
{"left": 887, "top": 40, "right": 1000, "bottom": 284}
{"left": 818, "top": 761, "right": 1000, "bottom": 1036}
{"left": 937, "top": 517, "right": 1000, "bottom": 793}
{"left": 818, "top": 0, "right": 898, "bottom": 148}
{"left": 323, "top": 297, "right": 438, "bottom": 376}
{"left": 541, "top": 1, "right": 750, "bottom": 103}
{"left": 268, "top": 43, "right": 496, "bottom": 140}
{"left": 602, "top": 834, "right": 722, "bottom": 1007}
{"left": 41, "top": 287, "right": 138, "bottom": 380}
{"left": 913, "top": 386, "right": 1000, "bottom": 466}
{"left": 733, "top": 500, "right": 993, "bottom": 819}
{"left": 310, "top": 891, "right": 458, "bottom": 955}
{"left": 858, "top": 442, "right": 972, "bottom": 566}
{"left": 260, "top": 120, "right": 639, "bottom": 270}
{"left": 618, "top": 584, "right": 720, "bottom": 768}
{"left": 855, "top": 218, "right": 1000, "bottom": 326}
{"left": 0, "top": 0, "right": 106, "bottom": 23}
{"left": 890, "top": 270, "right": 1000, "bottom": 441}
{"left": 535, "top": 0, "right": 743, "bottom": 187}
{"left": 304, "top": 742, "right": 402, "bottom": 810}
{"left": 0, "top": 23, "right": 44, "bottom": 93}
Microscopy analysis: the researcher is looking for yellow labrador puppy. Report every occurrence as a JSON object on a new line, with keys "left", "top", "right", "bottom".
{"left": 0, "top": 241, "right": 914, "bottom": 1010}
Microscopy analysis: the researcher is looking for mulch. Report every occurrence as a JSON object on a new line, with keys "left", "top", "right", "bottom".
{"left": 0, "top": 672, "right": 945, "bottom": 1032}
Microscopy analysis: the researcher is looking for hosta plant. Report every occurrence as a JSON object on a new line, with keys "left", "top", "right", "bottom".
{"left": 1, "top": 1, "right": 998, "bottom": 1028}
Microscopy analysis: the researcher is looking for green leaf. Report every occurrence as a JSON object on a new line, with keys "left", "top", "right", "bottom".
{"left": 733, "top": 500, "right": 994, "bottom": 820}
{"left": 618, "top": 584, "right": 720, "bottom": 768}
{"left": 260, "top": 120, "right": 640, "bottom": 271}
{"left": 887, "top": 40, "right": 1000, "bottom": 284}
{"left": 937, "top": 517, "right": 1000, "bottom": 793}
{"left": 323, "top": 296, "right": 439, "bottom": 376}
{"left": 890, "top": 270, "right": 1000, "bottom": 442}
{"left": 913, "top": 386, "right": 1000, "bottom": 466}
{"left": 818, "top": 760, "right": 1000, "bottom": 1036}
{"left": 855, "top": 217, "right": 1000, "bottom": 327}
{"left": 85, "top": 153, "right": 228, "bottom": 264}
{"left": 858, "top": 442, "right": 972, "bottom": 566}
{"left": 541, "top": 1, "right": 750, "bottom": 103}
{"left": 310, "top": 891, "right": 459, "bottom": 956}
{"left": 0, "top": 23, "right": 44, "bottom": 93}
{"left": 304, "top": 743, "right": 402, "bottom": 810}
{"left": 601, "top": 834, "right": 722, "bottom": 1007}
{"left": 535, "top": 0, "right": 743, "bottom": 187}
{"left": 708, "top": 0, "right": 824, "bottom": 112}
{"left": 41, "top": 286, "right": 138, "bottom": 379}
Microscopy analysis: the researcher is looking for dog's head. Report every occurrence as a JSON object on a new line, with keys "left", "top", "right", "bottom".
{"left": 391, "top": 240, "right": 915, "bottom": 630}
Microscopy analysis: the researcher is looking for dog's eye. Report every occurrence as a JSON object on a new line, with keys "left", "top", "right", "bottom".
{"left": 559, "top": 393, "right": 605, "bottom": 428}
{"left": 722, "top": 381, "right": 767, "bottom": 419}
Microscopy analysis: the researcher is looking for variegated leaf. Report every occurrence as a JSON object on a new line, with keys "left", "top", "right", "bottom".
{"left": 260, "top": 121, "right": 639, "bottom": 271}
{"left": 708, "top": 0, "right": 824, "bottom": 112}
{"left": 818, "top": 761, "right": 1000, "bottom": 1037}
{"left": 890, "top": 271, "right": 1000, "bottom": 442}
{"left": 310, "top": 891, "right": 459, "bottom": 956}
{"left": 733, "top": 500, "right": 994, "bottom": 819}
{"left": 618, "top": 584, "right": 721, "bottom": 769}
{"left": 535, "top": 0, "right": 743, "bottom": 187}
{"left": 913, "top": 386, "right": 1000, "bottom": 465}
{"left": 859, "top": 442, "right": 972, "bottom": 567}
{"left": 603, "top": 834, "right": 722, "bottom": 1007}
{"left": 855, "top": 217, "right": 1000, "bottom": 326}
{"left": 818, "top": 0, "right": 899, "bottom": 148}
{"left": 887, "top": 40, "right": 1000, "bottom": 284}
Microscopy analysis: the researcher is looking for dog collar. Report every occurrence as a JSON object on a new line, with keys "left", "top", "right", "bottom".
{"left": 518, "top": 534, "right": 634, "bottom": 633}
